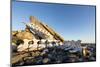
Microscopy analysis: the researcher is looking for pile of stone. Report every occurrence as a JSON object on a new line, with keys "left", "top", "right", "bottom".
{"left": 12, "top": 43, "right": 96, "bottom": 66}
{"left": 12, "top": 45, "right": 83, "bottom": 66}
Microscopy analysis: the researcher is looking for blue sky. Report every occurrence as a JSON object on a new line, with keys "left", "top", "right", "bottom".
{"left": 12, "top": 1, "right": 96, "bottom": 43}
